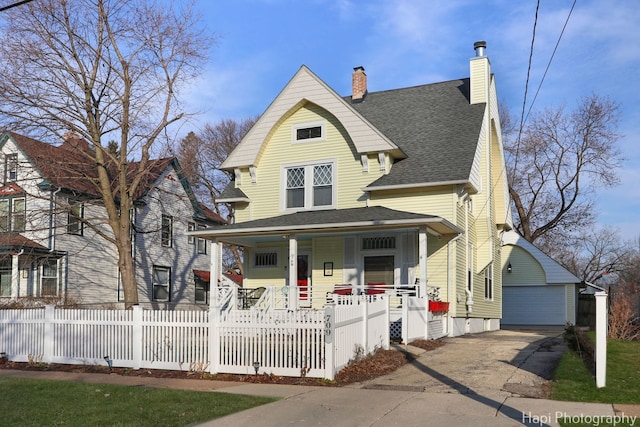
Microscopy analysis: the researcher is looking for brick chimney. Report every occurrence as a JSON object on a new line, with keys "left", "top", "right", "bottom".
{"left": 352, "top": 66, "right": 367, "bottom": 102}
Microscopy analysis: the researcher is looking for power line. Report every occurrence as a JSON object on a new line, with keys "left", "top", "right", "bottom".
{"left": 523, "top": 0, "right": 577, "bottom": 125}
{"left": 0, "top": 0, "right": 35, "bottom": 12}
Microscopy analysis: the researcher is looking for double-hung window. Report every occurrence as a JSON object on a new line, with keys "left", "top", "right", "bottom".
{"left": 0, "top": 197, "right": 25, "bottom": 232}
{"left": 285, "top": 162, "right": 334, "bottom": 210}
{"left": 4, "top": 153, "right": 17, "bottom": 183}
{"left": 161, "top": 214, "right": 173, "bottom": 247}
{"left": 41, "top": 260, "right": 58, "bottom": 296}
{"left": 152, "top": 266, "right": 171, "bottom": 301}
{"left": 197, "top": 224, "right": 207, "bottom": 254}
{"left": 67, "top": 199, "right": 84, "bottom": 235}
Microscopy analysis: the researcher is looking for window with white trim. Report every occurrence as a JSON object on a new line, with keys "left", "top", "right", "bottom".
{"left": 293, "top": 122, "right": 324, "bottom": 142}
{"left": 187, "top": 222, "right": 195, "bottom": 244}
{"left": 0, "top": 196, "right": 25, "bottom": 232}
{"left": 195, "top": 277, "right": 209, "bottom": 304}
{"left": 197, "top": 224, "right": 207, "bottom": 254}
{"left": 484, "top": 263, "right": 493, "bottom": 300}
{"left": 285, "top": 162, "right": 334, "bottom": 210}
{"left": 67, "top": 199, "right": 84, "bottom": 235}
{"left": 41, "top": 260, "right": 58, "bottom": 297}
{"left": 4, "top": 153, "right": 17, "bottom": 183}
{"left": 161, "top": 214, "right": 173, "bottom": 247}
{"left": 152, "top": 266, "right": 171, "bottom": 301}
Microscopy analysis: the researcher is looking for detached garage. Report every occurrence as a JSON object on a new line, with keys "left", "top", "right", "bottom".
{"left": 501, "top": 231, "right": 580, "bottom": 326}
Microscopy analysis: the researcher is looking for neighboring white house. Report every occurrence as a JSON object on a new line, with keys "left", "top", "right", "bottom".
{"left": 501, "top": 230, "right": 581, "bottom": 326}
{"left": 0, "top": 132, "right": 224, "bottom": 309}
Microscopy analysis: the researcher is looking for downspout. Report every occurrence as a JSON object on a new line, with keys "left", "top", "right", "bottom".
{"left": 48, "top": 188, "right": 62, "bottom": 251}
{"left": 447, "top": 232, "right": 463, "bottom": 335}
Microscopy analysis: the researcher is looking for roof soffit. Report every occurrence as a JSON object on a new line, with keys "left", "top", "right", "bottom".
{"left": 221, "top": 65, "right": 404, "bottom": 170}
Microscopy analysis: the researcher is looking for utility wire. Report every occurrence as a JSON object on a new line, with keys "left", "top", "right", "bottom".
{"left": 0, "top": 0, "right": 35, "bottom": 12}
{"left": 523, "top": 0, "right": 577, "bottom": 125}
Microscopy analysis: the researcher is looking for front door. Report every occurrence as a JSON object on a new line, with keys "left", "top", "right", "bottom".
{"left": 297, "top": 253, "right": 310, "bottom": 305}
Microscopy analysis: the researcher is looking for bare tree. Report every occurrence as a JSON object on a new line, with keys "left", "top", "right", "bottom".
{"left": 550, "top": 228, "right": 633, "bottom": 283}
{"left": 0, "top": 0, "right": 211, "bottom": 308}
{"left": 504, "top": 95, "right": 623, "bottom": 247}
{"left": 175, "top": 117, "right": 257, "bottom": 274}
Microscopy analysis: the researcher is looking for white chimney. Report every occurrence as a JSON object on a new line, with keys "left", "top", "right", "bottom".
{"left": 470, "top": 40, "right": 490, "bottom": 105}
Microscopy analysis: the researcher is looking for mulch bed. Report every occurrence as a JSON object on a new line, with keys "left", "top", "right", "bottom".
{"left": 0, "top": 339, "right": 445, "bottom": 386}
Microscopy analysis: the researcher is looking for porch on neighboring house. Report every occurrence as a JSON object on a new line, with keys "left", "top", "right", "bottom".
{"left": 0, "top": 234, "right": 66, "bottom": 300}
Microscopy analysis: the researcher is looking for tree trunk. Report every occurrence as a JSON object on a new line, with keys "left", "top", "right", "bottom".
{"left": 116, "top": 234, "right": 138, "bottom": 309}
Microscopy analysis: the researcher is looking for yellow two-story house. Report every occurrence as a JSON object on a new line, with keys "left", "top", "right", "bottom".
{"left": 197, "top": 41, "right": 512, "bottom": 336}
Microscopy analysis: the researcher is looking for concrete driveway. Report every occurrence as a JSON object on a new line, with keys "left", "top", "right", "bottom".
{"left": 356, "top": 328, "right": 566, "bottom": 400}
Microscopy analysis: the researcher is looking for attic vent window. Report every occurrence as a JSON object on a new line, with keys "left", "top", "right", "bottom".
{"left": 293, "top": 122, "right": 324, "bottom": 142}
{"left": 362, "top": 236, "right": 396, "bottom": 250}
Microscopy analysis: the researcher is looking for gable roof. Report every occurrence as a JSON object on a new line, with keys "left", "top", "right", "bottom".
{"left": 0, "top": 132, "right": 226, "bottom": 224}
{"left": 221, "top": 65, "right": 405, "bottom": 170}
{"left": 349, "top": 79, "right": 485, "bottom": 189}
{"left": 502, "top": 230, "right": 581, "bottom": 284}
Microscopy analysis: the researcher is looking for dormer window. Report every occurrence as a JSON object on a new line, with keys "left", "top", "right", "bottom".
{"left": 293, "top": 122, "right": 324, "bottom": 143}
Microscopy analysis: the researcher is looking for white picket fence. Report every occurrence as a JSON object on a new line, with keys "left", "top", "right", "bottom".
{"left": 0, "top": 294, "right": 415, "bottom": 380}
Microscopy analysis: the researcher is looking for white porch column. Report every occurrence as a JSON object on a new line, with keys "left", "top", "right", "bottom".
{"left": 288, "top": 235, "right": 298, "bottom": 310}
{"left": 11, "top": 251, "right": 21, "bottom": 299}
{"left": 418, "top": 226, "right": 428, "bottom": 297}
{"left": 209, "top": 240, "right": 221, "bottom": 299}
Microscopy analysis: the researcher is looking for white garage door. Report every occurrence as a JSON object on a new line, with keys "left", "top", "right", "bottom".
{"left": 502, "top": 286, "right": 566, "bottom": 325}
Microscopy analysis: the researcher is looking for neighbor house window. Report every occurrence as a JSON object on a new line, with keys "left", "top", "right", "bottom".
{"left": 152, "top": 266, "right": 171, "bottom": 301}
{"left": 187, "top": 222, "right": 195, "bottom": 244}
{"left": 293, "top": 122, "right": 324, "bottom": 142}
{"left": 161, "top": 214, "right": 173, "bottom": 247}
{"left": 4, "top": 153, "right": 18, "bottom": 183}
{"left": 0, "top": 196, "right": 25, "bottom": 232}
{"left": 285, "top": 162, "right": 334, "bottom": 210}
{"left": 254, "top": 250, "right": 278, "bottom": 268}
{"left": 0, "top": 262, "right": 11, "bottom": 297}
{"left": 41, "top": 260, "right": 58, "bottom": 297}
{"left": 484, "top": 264, "right": 493, "bottom": 300}
{"left": 67, "top": 200, "right": 84, "bottom": 235}
{"left": 195, "top": 278, "right": 209, "bottom": 304}
{"left": 197, "top": 224, "right": 207, "bottom": 254}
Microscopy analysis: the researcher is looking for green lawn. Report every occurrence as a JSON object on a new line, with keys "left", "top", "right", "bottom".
{"left": 0, "top": 377, "right": 278, "bottom": 426}
{"left": 552, "top": 338, "right": 640, "bottom": 427}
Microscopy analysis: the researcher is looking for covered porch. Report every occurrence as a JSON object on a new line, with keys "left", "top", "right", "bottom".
{"left": 194, "top": 206, "right": 462, "bottom": 312}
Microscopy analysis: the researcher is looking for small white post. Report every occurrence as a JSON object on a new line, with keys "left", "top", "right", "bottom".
{"left": 288, "top": 235, "right": 298, "bottom": 310}
{"left": 324, "top": 305, "right": 335, "bottom": 380}
{"left": 595, "top": 291, "right": 608, "bottom": 388}
{"left": 362, "top": 297, "right": 369, "bottom": 353}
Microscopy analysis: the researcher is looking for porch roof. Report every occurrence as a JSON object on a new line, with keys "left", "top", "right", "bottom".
{"left": 0, "top": 234, "right": 49, "bottom": 254}
{"left": 191, "top": 206, "right": 462, "bottom": 244}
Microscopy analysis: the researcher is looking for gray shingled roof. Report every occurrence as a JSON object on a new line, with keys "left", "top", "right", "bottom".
{"left": 198, "top": 206, "right": 461, "bottom": 236}
{"left": 346, "top": 78, "right": 485, "bottom": 187}
{"left": 218, "top": 183, "right": 249, "bottom": 200}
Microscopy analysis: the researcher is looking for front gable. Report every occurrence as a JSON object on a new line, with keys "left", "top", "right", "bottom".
{"left": 221, "top": 65, "right": 405, "bottom": 171}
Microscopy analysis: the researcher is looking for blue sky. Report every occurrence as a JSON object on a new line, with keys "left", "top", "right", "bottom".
{"left": 182, "top": 0, "right": 640, "bottom": 240}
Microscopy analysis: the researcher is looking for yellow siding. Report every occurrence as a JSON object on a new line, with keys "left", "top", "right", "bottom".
{"left": 235, "top": 102, "right": 385, "bottom": 221}
{"left": 369, "top": 186, "right": 457, "bottom": 220}
{"left": 502, "top": 245, "right": 546, "bottom": 284}
{"left": 311, "top": 237, "right": 344, "bottom": 288}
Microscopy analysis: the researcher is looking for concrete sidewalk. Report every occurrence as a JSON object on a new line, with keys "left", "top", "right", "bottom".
{"left": 1, "top": 368, "right": 637, "bottom": 427}
{"left": 2, "top": 329, "right": 639, "bottom": 426}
